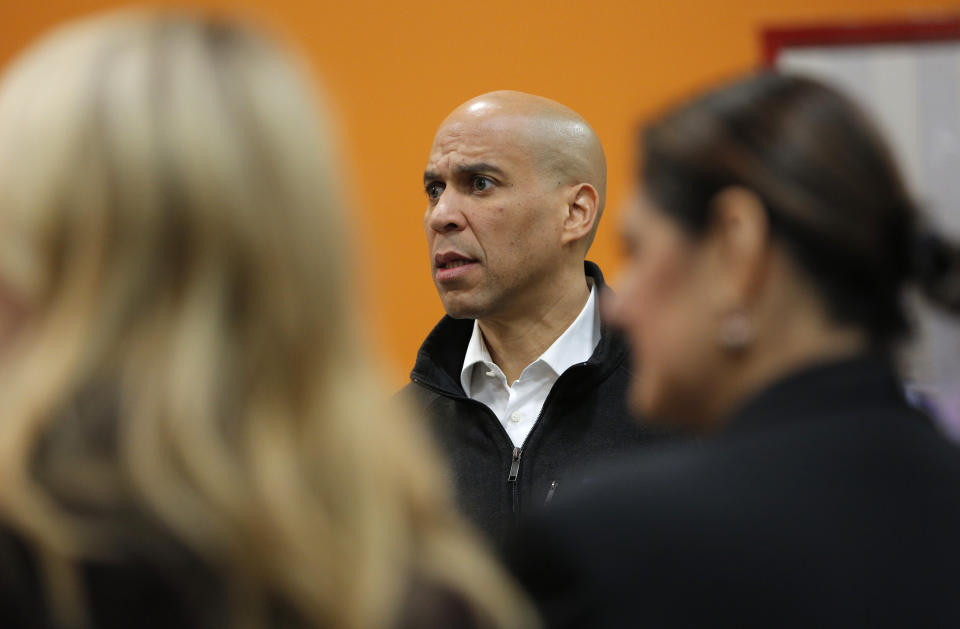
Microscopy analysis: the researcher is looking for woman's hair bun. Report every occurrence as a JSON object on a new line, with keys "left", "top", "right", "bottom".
{"left": 913, "top": 228, "right": 960, "bottom": 314}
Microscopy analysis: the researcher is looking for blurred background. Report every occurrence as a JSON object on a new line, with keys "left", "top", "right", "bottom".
{"left": 3, "top": 0, "right": 958, "bottom": 393}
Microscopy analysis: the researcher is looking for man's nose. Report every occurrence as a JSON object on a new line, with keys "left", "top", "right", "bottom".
{"left": 427, "top": 191, "right": 465, "bottom": 234}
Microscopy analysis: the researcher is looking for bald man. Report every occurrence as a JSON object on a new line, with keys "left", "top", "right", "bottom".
{"left": 401, "top": 91, "right": 665, "bottom": 547}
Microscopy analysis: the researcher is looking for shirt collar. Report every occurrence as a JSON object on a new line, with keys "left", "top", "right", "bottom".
{"left": 460, "top": 319, "right": 495, "bottom": 396}
{"left": 459, "top": 281, "right": 600, "bottom": 395}
{"left": 539, "top": 280, "right": 600, "bottom": 376}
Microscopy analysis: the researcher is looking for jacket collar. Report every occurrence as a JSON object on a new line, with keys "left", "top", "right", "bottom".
{"left": 410, "top": 261, "right": 628, "bottom": 397}
{"left": 723, "top": 352, "right": 910, "bottom": 433}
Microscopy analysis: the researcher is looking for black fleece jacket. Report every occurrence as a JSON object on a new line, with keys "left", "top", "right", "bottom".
{"left": 399, "top": 262, "right": 670, "bottom": 548}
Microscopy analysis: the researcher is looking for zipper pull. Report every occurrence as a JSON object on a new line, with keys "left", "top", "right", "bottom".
{"left": 507, "top": 447, "right": 522, "bottom": 482}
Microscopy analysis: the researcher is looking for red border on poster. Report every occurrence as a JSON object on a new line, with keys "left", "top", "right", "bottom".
{"left": 762, "top": 16, "right": 960, "bottom": 66}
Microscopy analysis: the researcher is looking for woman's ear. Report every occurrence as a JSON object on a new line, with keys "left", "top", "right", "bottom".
{"left": 707, "top": 186, "right": 771, "bottom": 307}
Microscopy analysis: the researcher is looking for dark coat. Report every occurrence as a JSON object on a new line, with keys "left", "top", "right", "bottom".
{"left": 400, "top": 262, "right": 670, "bottom": 548}
{"left": 0, "top": 523, "right": 481, "bottom": 629}
{"left": 509, "top": 354, "right": 960, "bottom": 628}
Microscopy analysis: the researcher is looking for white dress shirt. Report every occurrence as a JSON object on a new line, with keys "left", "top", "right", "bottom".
{"left": 460, "top": 282, "right": 601, "bottom": 447}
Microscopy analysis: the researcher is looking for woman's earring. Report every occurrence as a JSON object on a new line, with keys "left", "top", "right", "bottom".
{"left": 719, "top": 310, "right": 753, "bottom": 351}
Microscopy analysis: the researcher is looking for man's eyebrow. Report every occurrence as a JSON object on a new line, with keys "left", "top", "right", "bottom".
{"left": 453, "top": 162, "right": 506, "bottom": 178}
{"left": 423, "top": 163, "right": 506, "bottom": 185}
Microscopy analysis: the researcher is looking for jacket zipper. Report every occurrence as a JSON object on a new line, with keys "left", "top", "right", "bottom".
{"left": 504, "top": 362, "right": 588, "bottom": 517}
{"left": 505, "top": 395, "right": 550, "bottom": 517}
{"left": 413, "top": 364, "right": 588, "bottom": 519}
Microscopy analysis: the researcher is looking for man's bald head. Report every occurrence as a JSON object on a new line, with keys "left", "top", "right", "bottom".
{"left": 436, "top": 90, "right": 607, "bottom": 250}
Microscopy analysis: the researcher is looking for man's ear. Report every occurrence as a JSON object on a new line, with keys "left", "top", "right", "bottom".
{"left": 707, "top": 186, "right": 770, "bottom": 307}
{"left": 560, "top": 183, "right": 600, "bottom": 247}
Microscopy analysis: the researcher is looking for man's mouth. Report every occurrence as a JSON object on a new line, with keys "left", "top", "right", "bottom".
{"left": 434, "top": 251, "right": 479, "bottom": 281}
{"left": 438, "top": 259, "right": 475, "bottom": 269}
{"left": 435, "top": 251, "right": 478, "bottom": 269}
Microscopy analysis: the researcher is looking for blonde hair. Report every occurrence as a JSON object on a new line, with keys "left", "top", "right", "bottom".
{"left": 0, "top": 10, "right": 535, "bottom": 629}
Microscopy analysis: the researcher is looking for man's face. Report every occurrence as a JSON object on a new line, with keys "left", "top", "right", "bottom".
{"left": 423, "top": 111, "right": 566, "bottom": 320}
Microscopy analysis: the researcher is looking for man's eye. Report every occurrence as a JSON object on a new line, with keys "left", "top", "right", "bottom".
{"left": 472, "top": 176, "right": 493, "bottom": 192}
{"left": 426, "top": 182, "right": 445, "bottom": 200}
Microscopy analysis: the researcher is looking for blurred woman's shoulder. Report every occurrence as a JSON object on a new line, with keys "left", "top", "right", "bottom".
{"left": 0, "top": 517, "right": 225, "bottom": 629}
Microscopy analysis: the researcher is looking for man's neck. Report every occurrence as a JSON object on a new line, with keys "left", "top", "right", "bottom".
{"left": 478, "top": 269, "right": 591, "bottom": 384}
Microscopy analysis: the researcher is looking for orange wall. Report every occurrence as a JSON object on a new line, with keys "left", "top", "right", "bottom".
{"left": 2, "top": 0, "right": 957, "bottom": 387}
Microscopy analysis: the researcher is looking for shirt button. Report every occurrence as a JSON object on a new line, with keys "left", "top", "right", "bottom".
{"left": 509, "top": 411, "right": 523, "bottom": 423}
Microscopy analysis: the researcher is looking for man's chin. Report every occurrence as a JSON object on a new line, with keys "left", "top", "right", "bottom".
{"left": 442, "top": 306, "right": 483, "bottom": 320}
{"left": 439, "top": 295, "right": 485, "bottom": 320}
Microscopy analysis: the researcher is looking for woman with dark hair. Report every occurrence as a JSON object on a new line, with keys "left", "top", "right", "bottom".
{"left": 509, "top": 72, "right": 960, "bottom": 628}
